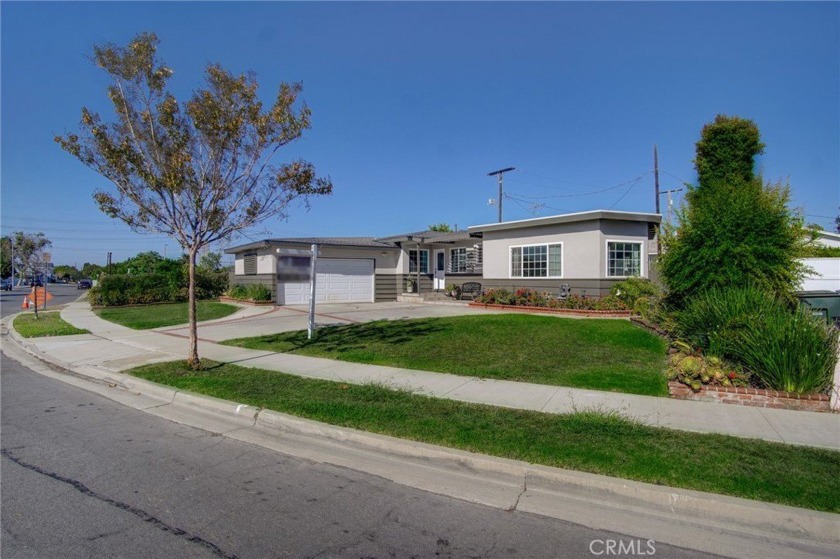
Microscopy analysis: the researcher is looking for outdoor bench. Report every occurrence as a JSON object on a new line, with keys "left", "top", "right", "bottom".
{"left": 459, "top": 282, "right": 482, "bottom": 300}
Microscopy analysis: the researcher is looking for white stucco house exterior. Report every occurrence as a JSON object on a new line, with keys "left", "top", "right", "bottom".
{"left": 799, "top": 230, "right": 840, "bottom": 292}
{"left": 224, "top": 210, "right": 661, "bottom": 305}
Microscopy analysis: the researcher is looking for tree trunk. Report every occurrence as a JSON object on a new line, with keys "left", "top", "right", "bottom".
{"left": 187, "top": 247, "right": 200, "bottom": 368}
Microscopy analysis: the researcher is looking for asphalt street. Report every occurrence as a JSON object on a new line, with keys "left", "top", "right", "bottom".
{"left": 0, "top": 353, "right": 720, "bottom": 559}
{"left": 0, "top": 283, "right": 84, "bottom": 318}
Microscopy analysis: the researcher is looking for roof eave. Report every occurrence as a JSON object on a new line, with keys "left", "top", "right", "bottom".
{"left": 468, "top": 210, "right": 662, "bottom": 233}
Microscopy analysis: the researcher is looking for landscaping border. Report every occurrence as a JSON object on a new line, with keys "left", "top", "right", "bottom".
{"left": 468, "top": 302, "right": 631, "bottom": 318}
{"left": 668, "top": 381, "right": 831, "bottom": 413}
{"left": 218, "top": 296, "right": 275, "bottom": 306}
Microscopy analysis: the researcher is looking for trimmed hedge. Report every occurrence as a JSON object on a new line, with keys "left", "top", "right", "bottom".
{"left": 89, "top": 269, "right": 228, "bottom": 307}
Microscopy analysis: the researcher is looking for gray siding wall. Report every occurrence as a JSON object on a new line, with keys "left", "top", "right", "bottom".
{"left": 375, "top": 274, "right": 400, "bottom": 302}
{"left": 228, "top": 273, "right": 278, "bottom": 301}
{"left": 401, "top": 273, "right": 433, "bottom": 293}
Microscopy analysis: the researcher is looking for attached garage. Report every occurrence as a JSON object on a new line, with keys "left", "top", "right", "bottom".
{"left": 278, "top": 258, "right": 375, "bottom": 305}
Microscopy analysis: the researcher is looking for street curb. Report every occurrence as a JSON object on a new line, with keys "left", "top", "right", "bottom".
{"left": 2, "top": 318, "right": 838, "bottom": 558}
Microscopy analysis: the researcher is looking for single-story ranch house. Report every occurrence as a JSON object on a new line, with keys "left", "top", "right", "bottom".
{"left": 224, "top": 210, "right": 661, "bottom": 305}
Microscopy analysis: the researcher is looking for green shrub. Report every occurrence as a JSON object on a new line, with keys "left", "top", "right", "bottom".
{"left": 193, "top": 268, "right": 229, "bottom": 300}
{"left": 90, "top": 273, "right": 183, "bottom": 306}
{"left": 475, "top": 289, "right": 628, "bottom": 311}
{"left": 226, "top": 283, "right": 272, "bottom": 301}
{"left": 89, "top": 268, "right": 228, "bottom": 307}
{"left": 677, "top": 286, "right": 838, "bottom": 393}
{"left": 594, "top": 295, "right": 626, "bottom": 311}
{"left": 609, "top": 277, "right": 661, "bottom": 307}
{"left": 677, "top": 285, "right": 781, "bottom": 357}
{"left": 737, "top": 305, "right": 838, "bottom": 394}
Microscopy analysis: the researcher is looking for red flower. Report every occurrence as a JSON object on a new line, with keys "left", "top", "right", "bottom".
{"left": 727, "top": 372, "right": 736, "bottom": 380}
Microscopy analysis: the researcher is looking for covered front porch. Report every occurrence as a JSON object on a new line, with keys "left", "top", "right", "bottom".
{"left": 377, "top": 230, "right": 484, "bottom": 296}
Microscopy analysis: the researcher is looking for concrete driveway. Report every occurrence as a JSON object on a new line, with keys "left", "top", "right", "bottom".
{"left": 161, "top": 302, "right": 502, "bottom": 342}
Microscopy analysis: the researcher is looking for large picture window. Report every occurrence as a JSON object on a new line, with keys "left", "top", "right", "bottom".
{"left": 408, "top": 249, "right": 429, "bottom": 274}
{"left": 450, "top": 248, "right": 467, "bottom": 273}
{"left": 510, "top": 243, "right": 562, "bottom": 278}
{"left": 607, "top": 241, "right": 642, "bottom": 277}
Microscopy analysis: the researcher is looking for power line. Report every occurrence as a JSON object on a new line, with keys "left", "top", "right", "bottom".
{"left": 505, "top": 195, "right": 543, "bottom": 217}
{"left": 659, "top": 169, "right": 692, "bottom": 185}
{"left": 506, "top": 171, "right": 652, "bottom": 200}
{"left": 608, "top": 176, "right": 645, "bottom": 209}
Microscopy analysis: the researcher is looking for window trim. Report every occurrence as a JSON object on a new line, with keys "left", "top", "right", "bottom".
{"left": 508, "top": 242, "right": 564, "bottom": 279}
{"left": 408, "top": 249, "right": 429, "bottom": 274}
{"left": 605, "top": 239, "right": 644, "bottom": 278}
{"left": 449, "top": 247, "right": 468, "bottom": 273}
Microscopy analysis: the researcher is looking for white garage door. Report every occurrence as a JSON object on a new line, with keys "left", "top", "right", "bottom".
{"left": 279, "top": 258, "right": 374, "bottom": 304}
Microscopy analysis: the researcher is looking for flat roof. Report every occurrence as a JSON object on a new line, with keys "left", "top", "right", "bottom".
{"left": 224, "top": 237, "right": 396, "bottom": 254}
{"left": 468, "top": 210, "right": 661, "bottom": 234}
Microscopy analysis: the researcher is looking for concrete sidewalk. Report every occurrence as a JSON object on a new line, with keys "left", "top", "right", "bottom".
{"left": 9, "top": 300, "right": 840, "bottom": 449}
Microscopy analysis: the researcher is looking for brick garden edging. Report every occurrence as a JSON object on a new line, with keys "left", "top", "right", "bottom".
{"left": 668, "top": 381, "right": 831, "bottom": 413}
{"left": 218, "top": 296, "right": 275, "bottom": 307}
{"left": 467, "top": 302, "right": 632, "bottom": 318}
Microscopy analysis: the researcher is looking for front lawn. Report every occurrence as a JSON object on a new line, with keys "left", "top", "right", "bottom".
{"left": 128, "top": 360, "right": 840, "bottom": 513}
{"left": 14, "top": 312, "right": 89, "bottom": 338}
{"left": 95, "top": 301, "right": 238, "bottom": 330}
{"left": 222, "top": 314, "right": 669, "bottom": 396}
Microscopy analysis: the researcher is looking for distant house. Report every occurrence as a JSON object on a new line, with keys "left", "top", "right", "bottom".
{"left": 224, "top": 210, "right": 661, "bottom": 304}
{"left": 800, "top": 230, "right": 840, "bottom": 292}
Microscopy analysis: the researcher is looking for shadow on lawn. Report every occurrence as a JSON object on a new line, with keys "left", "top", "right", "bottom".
{"left": 279, "top": 319, "right": 445, "bottom": 353}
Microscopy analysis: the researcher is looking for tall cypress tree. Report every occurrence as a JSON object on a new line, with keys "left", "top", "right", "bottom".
{"left": 660, "top": 116, "right": 804, "bottom": 306}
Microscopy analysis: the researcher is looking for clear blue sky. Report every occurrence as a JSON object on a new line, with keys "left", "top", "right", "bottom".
{"left": 2, "top": 2, "right": 838, "bottom": 268}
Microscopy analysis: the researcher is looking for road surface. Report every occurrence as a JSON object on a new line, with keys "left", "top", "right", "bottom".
{"left": 0, "top": 354, "right": 715, "bottom": 558}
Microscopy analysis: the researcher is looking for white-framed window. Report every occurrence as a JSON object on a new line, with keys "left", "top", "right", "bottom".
{"left": 510, "top": 243, "right": 562, "bottom": 278}
{"left": 408, "top": 249, "right": 429, "bottom": 274}
{"left": 450, "top": 247, "right": 467, "bottom": 273}
{"left": 607, "top": 241, "right": 643, "bottom": 277}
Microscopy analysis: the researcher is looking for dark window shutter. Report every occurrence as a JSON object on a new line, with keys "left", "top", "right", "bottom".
{"left": 244, "top": 252, "right": 257, "bottom": 275}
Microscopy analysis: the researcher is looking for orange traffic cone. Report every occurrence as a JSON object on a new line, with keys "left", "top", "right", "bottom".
{"left": 21, "top": 297, "right": 30, "bottom": 309}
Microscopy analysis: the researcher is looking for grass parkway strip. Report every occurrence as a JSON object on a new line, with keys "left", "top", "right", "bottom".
{"left": 13, "top": 312, "right": 90, "bottom": 338}
{"left": 128, "top": 360, "right": 840, "bottom": 513}
{"left": 221, "top": 314, "right": 670, "bottom": 396}
{"left": 95, "top": 301, "right": 238, "bottom": 330}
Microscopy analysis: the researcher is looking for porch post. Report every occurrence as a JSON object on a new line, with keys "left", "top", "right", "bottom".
{"left": 416, "top": 242, "right": 421, "bottom": 295}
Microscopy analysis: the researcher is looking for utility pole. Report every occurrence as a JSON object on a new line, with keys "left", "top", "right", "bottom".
{"left": 659, "top": 188, "right": 683, "bottom": 228}
{"left": 654, "top": 145, "right": 661, "bottom": 254}
{"left": 488, "top": 167, "right": 515, "bottom": 223}
{"left": 107, "top": 252, "right": 112, "bottom": 274}
{"left": 654, "top": 145, "right": 660, "bottom": 215}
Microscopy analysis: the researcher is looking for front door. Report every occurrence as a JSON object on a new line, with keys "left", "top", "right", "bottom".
{"left": 433, "top": 249, "right": 446, "bottom": 290}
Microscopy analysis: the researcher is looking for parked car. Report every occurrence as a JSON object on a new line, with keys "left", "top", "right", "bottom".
{"left": 1, "top": 279, "right": 12, "bottom": 291}
{"left": 77, "top": 279, "right": 93, "bottom": 289}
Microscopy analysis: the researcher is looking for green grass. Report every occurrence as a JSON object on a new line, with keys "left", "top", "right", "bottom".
{"left": 128, "top": 360, "right": 840, "bottom": 513}
{"left": 223, "top": 314, "right": 669, "bottom": 396}
{"left": 14, "top": 312, "right": 89, "bottom": 337}
{"left": 95, "top": 301, "right": 238, "bottom": 330}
